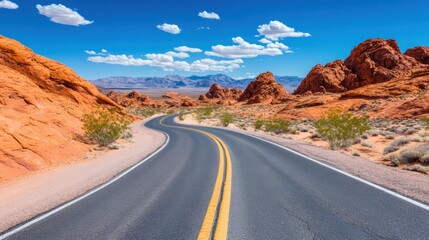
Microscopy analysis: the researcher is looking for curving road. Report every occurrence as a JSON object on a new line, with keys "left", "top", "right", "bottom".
{"left": 2, "top": 115, "right": 429, "bottom": 239}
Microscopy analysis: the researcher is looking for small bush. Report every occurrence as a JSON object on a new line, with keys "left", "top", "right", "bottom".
{"left": 238, "top": 123, "right": 247, "bottom": 130}
{"left": 421, "top": 119, "right": 429, "bottom": 129}
{"left": 178, "top": 112, "right": 186, "bottom": 121}
{"left": 361, "top": 140, "right": 373, "bottom": 148}
{"left": 395, "top": 144, "right": 429, "bottom": 164}
{"left": 195, "top": 107, "right": 216, "bottom": 123}
{"left": 404, "top": 164, "right": 429, "bottom": 174}
{"left": 385, "top": 133, "right": 396, "bottom": 140}
{"left": 82, "top": 108, "right": 131, "bottom": 147}
{"left": 352, "top": 152, "right": 361, "bottom": 157}
{"left": 220, "top": 113, "right": 235, "bottom": 127}
{"left": 315, "top": 109, "right": 370, "bottom": 149}
{"left": 264, "top": 119, "right": 291, "bottom": 134}
{"left": 253, "top": 119, "right": 264, "bottom": 131}
{"left": 130, "top": 108, "right": 159, "bottom": 118}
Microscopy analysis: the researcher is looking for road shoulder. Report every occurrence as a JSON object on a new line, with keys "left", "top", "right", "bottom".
{"left": 0, "top": 116, "right": 166, "bottom": 233}
{"left": 176, "top": 117, "right": 429, "bottom": 206}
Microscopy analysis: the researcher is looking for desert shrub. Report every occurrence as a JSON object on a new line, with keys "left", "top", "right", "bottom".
{"left": 404, "top": 164, "right": 429, "bottom": 174}
{"left": 219, "top": 113, "right": 235, "bottom": 127}
{"left": 314, "top": 109, "right": 369, "bottom": 149}
{"left": 419, "top": 132, "right": 429, "bottom": 138}
{"left": 129, "top": 108, "right": 159, "bottom": 118}
{"left": 253, "top": 119, "right": 265, "bottom": 131}
{"left": 195, "top": 107, "right": 216, "bottom": 123}
{"left": 178, "top": 112, "right": 186, "bottom": 121}
{"left": 361, "top": 140, "right": 373, "bottom": 148}
{"left": 395, "top": 144, "right": 429, "bottom": 165}
{"left": 421, "top": 119, "right": 429, "bottom": 129}
{"left": 404, "top": 128, "right": 418, "bottom": 135}
{"left": 384, "top": 137, "right": 411, "bottom": 154}
{"left": 385, "top": 133, "right": 396, "bottom": 140}
{"left": 264, "top": 119, "right": 291, "bottom": 134}
{"left": 81, "top": 108, "right": 131, "bottom": 147}
{"left": 352, "top": 152, "right": 361, "bottom": 157}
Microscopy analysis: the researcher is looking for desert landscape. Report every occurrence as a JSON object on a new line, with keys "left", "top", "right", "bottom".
{"left": 1, "top": 0, "right": 429, "bottom": 238}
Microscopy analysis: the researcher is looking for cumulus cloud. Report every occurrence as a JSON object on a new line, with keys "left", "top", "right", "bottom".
{"left": 174, "top": 46, "right": 203, "bottom": 53}
{"left": 198, "top": 11, "right": 220, "bottom": 20}
{"left": 157, "top": 23, "right": 181, "bottom": 34}
{"left": 205, "top": 36, "right": 287, "bottom": 58}
{"left": 257, "top": 20, "right": 310, "bottom": 40}
{"left": 267, "top": 42, "right": 292, "bottom": 53}
{"left": 259, "top": 38, "right": 272, "bottom": 44}
{"left": 84, "top": 50, "right": 96, "bottom": 55}
{"left": 165, "top": 51, "right": 190, "bottom": 58}
{"left": 0, "top": 0, "right": 18, "bottom": 9}
{"left": 196, "top": 26, "right": 210, "bottom": 30}
{"left": 36, "top": 4, "right": 93, "bottom": 26}
{"left": 86, "top": 50, "right": 242, "bottom": 72}
{"left": 101, "top": 49, "right": 108, "bottom": 53}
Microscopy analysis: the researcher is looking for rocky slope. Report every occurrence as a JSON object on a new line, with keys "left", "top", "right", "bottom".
{"left": 0, "top": 35, "right": 121, "bottom": 181}
{"left": 199, "top": 84, "right": 243, "bottom": 104}
{"left": 106, "top": 91, "right": 159, "bottom": 108}
{"left": 238, "top": 72, "right": 294, "bottom": 104}
{"left": 295, "top": 38, "right": 428, "bottom": 94}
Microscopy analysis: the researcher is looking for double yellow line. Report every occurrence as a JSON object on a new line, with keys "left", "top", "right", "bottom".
{"left": 160, "top": 117, "right": 232, "bottom": 239}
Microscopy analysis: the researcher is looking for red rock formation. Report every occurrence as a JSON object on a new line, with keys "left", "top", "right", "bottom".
{"left": 294, "top": 60, "right": 356, "bottom": 94}
{"left": 295, "top": 38, "right": 428, "bottom": 94}
{"left": 107, "top": 91, "right": 158, "bottom": 108}
{"left": 0, "top": 35, "right": 122, "bottom": 181}
{"left": 199, "top": 83, "right": 243, "bottom": 103}
{"left": 405, "top": 46, "right": 429, "bottom": 64}
{"left": 238, "top": 72, "right": 293, "bottom": 104}
{"left": 343, "top": 38, "right": 422, "bottom": 88}
{"left": 162, "top": 92, "right": 199, "bottom": 107}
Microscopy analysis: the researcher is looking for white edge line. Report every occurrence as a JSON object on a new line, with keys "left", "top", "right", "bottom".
{"left": 0, "top": 125, "right": 170, "bottom": 240}
{"left": 175, "top": 118, "right": 429, "bottom": 211}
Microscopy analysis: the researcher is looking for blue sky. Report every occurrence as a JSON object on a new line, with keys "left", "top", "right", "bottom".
{"left": 1, "top": 0, "right": 428, "bottom": 80}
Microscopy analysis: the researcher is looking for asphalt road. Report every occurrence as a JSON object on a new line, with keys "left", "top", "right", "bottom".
{"left": 2, "top": 115, "right": 429, "bottom": 239}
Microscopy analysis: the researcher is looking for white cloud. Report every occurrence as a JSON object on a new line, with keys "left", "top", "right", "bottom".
{"left": 165, "top": 51, "right": 190, "bottom": 58}
{"left": 257, "top": 20, "right": 310, "bottom": 40}
{"left": 205, "top": 36, "right": 286, "bottom": 58}
{"left": 198, "top": 11, "right": 220, "bottom": 20}
{"left": 174, "top": 46, "right": 202, "bottom": 53}
{"left": 0, "top": 0, "right": 18, "bottom": 9}
{"left": 101, "top": 49, "right": 108, "bottom": 53}
{"left": 197, "top": 26, "right": 210, "bottom": 30}
{"left": 88, "top": 54, "right": 151, "bottom": 66}
{"left": 157, "top": 23, "right": 181, "bottom": 34}
{"left": 87, "top": 51, "right": 242, "bottom": 72}
{"left": 84, "top": 50, "right": 96, "bottom": 55}
{"left": 36, "top": 4, "right": 93, "bottom": 26}
{"left": 259, "top": 38, "right": 272, "bottom": 44}
{"left": 267, "top": 42, "right": 292, "bottom": 53}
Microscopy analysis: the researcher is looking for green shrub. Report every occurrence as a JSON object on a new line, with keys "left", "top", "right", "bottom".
{"left": 253, "top": 119, "right": 264, "bottom": 131}
{"left": 220, "top": 113, "right": 235, "bottom": 127}
{"left": 178, "top": 112, "right": 186, "bottom": 121}
{"left": 264, "top": 119, "right": 291, "bottom": 134}
{"left": 315, "top": 109, "right": 369, "bottom": 149}
{"left": 81, "top": 108, "right": 131, "bottom": 147}
{"left": 129, "top": 108, "right": 159, "bottom": 118}
{"left": 195, "top": 107, "right": 216, "bottom": 123}
{"left": 422, "top": 119, "right": 429, "bottom": 129}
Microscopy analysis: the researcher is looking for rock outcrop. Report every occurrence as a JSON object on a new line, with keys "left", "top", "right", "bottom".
{"left": 238, "top": 72, "right": 293, "bottom": 104}
{"left": 294, "top": 60, "right": 356, "bottom": 94}
{"left": 162, "top": 92, "right": 199, "bottom": 107}
{"left": 295, "top": 38, "right": 428, "bottom": 94}
{"left": 107, "top": 91, "right": 159, "bottom": 108}
{"left": 199, "top": 84, "right": 243, "bottom": 104}
{"left": 405, "top": 46, "right": 429, "bottom": 64}
{"left": 0, "top": 35, "right": 121, "bottom": 181}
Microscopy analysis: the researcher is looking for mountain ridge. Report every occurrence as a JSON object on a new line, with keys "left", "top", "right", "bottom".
{"left": 91, "top": 74, "right": 303, "bottom": 93}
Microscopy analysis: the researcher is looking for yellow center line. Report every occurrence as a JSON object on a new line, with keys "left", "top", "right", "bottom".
{"left": 159, "top": 116, "right": 232, "bottom": 240}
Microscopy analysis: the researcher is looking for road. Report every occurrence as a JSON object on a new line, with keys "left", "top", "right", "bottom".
{"left": 2, "top": 115, "right": 429, "bottom": 239}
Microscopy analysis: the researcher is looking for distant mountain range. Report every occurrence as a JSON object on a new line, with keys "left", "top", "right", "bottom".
{"left": 91, "top": 74, "right": 303, "bottom": 92}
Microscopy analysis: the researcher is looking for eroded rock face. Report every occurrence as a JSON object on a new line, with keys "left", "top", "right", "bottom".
{"left": 199, "top": 83, "right": 243, "bottom": 102}
{"left": 405, "top": 46, "right": 429, "bottom": 64}
{"left": 238, "top": 72, "right": 293, "bottom": 104}
{"left": 295, "top": 38, "right": 427, "bottom": 94}
{"left": 0, "top": 35, "right": 121, "bottom": 181}
{"left": 294, "top": 60, "right": 356, "bottom": 94}
{"left": 343, "top": 38, "right": 422, "bottom": 88}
